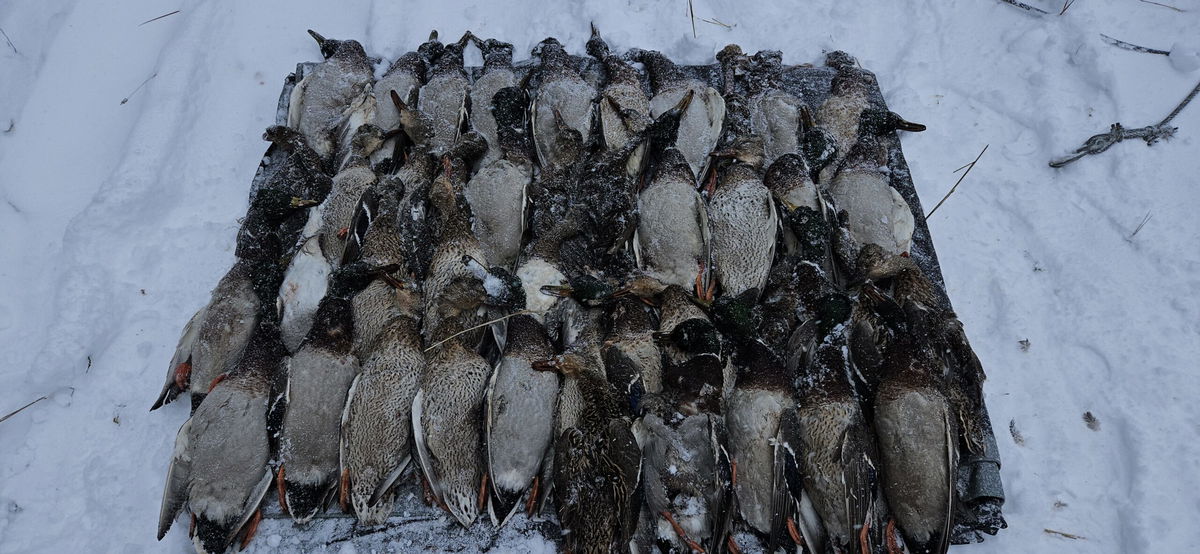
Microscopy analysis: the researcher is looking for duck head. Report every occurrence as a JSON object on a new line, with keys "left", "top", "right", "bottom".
{"left": 461, "top": 255, "right": 527, "bottom": 310}
{"left": 800, "top": 106, "right": 838, "bottom": 182}
{"left": 307, "top": 29, "right": 367, "bottom": 62}
{"left": 304, "top": 296, "right": 355, "bottom": 354}
{"left": 531, "top": 37, "right": 571, "bottom": 67}
{"left": 550, "top": 108, "right": 584, "bottom": 165}
{"left": 532, "top": 352, "right": 585, "bottom": 376}
{"left": 472, "top": 35, "right": 514, "bottom": 69}
{"left": 711, "top": 135, "right": 766, "bottom": 170}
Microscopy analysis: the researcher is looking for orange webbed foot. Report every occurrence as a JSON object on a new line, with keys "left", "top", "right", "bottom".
{"left": 339, "top": 468, "right": 350, "bottom": 513}
{"left": 727, "top": 535, "right": 742, "bottom": 554}
{"left": 237, "top": 508, "right": 262, "bottom": 551}
{"left": 786, "top": 516, "right": 805, "bottom": 546}
{"left": 661, "top": 510, "right": 706, "bottom": 553}
{"left": 337, "top": 226, "right": 350, "bottom": 240}
{"left": 477, "top": 472, "right": 490, "bottom": 511}
{"left": 276, "top": 465, "right": 289, "bottom": 515}
{"left": 859, "top": 518, "right": 872, "bottom": 554}
{"left": 172, "top": 361, "right": 191, "bottom": 390}
{"left": 525, "top": 476, "right": 540, "bottom": 517}
{"left": 886, "top": 519, "right": 901, "bottom": 554}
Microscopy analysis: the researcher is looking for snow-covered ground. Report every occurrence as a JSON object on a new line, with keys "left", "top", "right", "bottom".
{"left": 2, "top": 0, "right": 1198, "bottom": 552}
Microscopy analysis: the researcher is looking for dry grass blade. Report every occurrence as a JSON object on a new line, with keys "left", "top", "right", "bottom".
{"left": 998, "top": 0, "right": 1050, "bottom": 14}
{"left": 1044, "top": 528, "right": 1086, "bottom": 540}
{"left": 120, "top": 72, "right": 158, "bottom": 105}
{"left": 1059, "top": 0, "right": 1076, "bottom": 15}
{"left": 927, "top": 144, "right": 989, "bottom": 218}
{"left": 0, "top": 26, "right": 17, "bottom": 55}
{"left": 1127, "top": 210, "right": 1153, "bottom": 240}
{"left": 688, "top": 0, "right": 698, "bottom": 38}
{"left": 0, "top": 396, "right": 48, "bottom": 425}
{"left": 423, "top": 310, "right": 541, "bottom": 352}
{"left": 1100, "top": 34, "right": 1170, "bottom": 56}
{"left": 139, "top": 10, "right": 181, "bottom": 26}
{"left": 1139, "top": 0, "right": 1185, "bottom": 12}
{"left": 701, "top": 18, "right": 734, "bottom": 29}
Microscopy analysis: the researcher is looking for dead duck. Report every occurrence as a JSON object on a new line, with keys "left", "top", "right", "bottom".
{"left": 339, "top": 282, "right": 424, "bottom": 525}
{"left": 601, "top": 295, "right": 662, "bottom": 415}
{"left": 484, "top": 313, "right": 559, "bottom": 526}
{"left": 706, "top": 134, "right": 778, "bottom": 300}
{"left": 862, "top": 283, "right": 957, "bottom": 554}
{"left": 634, "top": 147, "right": 710, "bottom": 294}
{"left": 535, "top": 351, "right": 642, "bottom": 554}
{"left": 826, "top": 132, "right": 915, "bottom": 259}
{"left": 369, "top": 31, "right": 441, "bottom": 170}
{"left": 631, "top": 48, "right": 725, "bottom": 179}
{"left": 157, "top": 314, "right": 286, "bottom": 553}
{"left": 464, "top": 86, "right": 533, "bottom": 269}
{"left": 152, "top": 199, "right": 295, "bottom": 412}
{"left": 418, "top": 32, "right": 473, "bottom": 155}
{"left": 763, "top": 152, "right": 842, "bottom": 277}
{"left": 258, "top": 126, "right": 334, "bottom": 245}
{"left": 587, "top": 24, "right": 652, "bottom": 177}
{"left": 652, "top": 282, "right": 725, "bottom": 412}
{"left": 277, "top": 277, "right": 362, "bottom": 524}
{"left": 724, "top": 341, "right": 796, "bottom": 538}
{"left": 721, "top": 45, "right": 808, "bottom": 169}
{"left": 815, "top": 51, "right": 924, "bottom": 184}
{"left": 277, "top": 125, "right": 388, "bottom": 352}
{"left": 289, "top": 30, "right": 375, "bottom": 163}
{"left": 789, "top": 289, "right": 883, "bottom": 554}
{"left": 527, "top": 37, "right": 595, "bottom": 169}
{"left": 468, "top": 35, "right": 519, "bottom": 167}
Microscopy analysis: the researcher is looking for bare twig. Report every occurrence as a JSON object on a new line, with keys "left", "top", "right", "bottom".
{"left": 1126, "top": 211, "right": 1153, "bottom": 240}
{"left": 1139, "top": 0, "right": 1185, "bottom": 12}
{"left": 1044, "top": 528, "right": 1086, "bottom": 540}
{"left": 139, "top": 10, "right": 181, "bottom": 27}
{"left": 1100, "top": 34, "right": 1170, "bottom": 56}
{"left": 1058, "top": 0, "right": 1076, "bottom": 15}
{"left": 0, "top": 26, "right": 17, "bottom": 55}
{"left": 120, "top": 72, "right": 158, "bottom": 105}
{"left": 998, "top": 0, "right": 1050, "bottom": 14}
{"left": 0, "top": 396, "right": 48, "bottom": 424}
{"left": 688, "top": 0, "right": 698, "bottom": 38}
{"left": 423, "top": 310, "right": 541, "bottom": 352}
{"left": 1051, "top": 78, "right": 1200, "bottom": 167}
{"left": 927, "top": 145, "right": 988, "bottom": 218}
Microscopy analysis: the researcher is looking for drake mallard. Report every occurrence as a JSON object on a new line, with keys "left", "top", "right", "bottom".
{"left": 289, "top": 30, "right": 375, "bottom": 163}
{"left": 635, "top": 147, "right": 710, "bottom": 294}
{"left": 587, "top": 24, "right": 652, "bottom": 177}
{"left": 527, "top": 37, "right": 595, "bottom": 170}
{"left": 464, "top": 86, "right": 533, "bottom": 269}
{"left": 369, "top": 31, "right": 441, "bottom": 170}
{"left": 468, "top": 35, "right": 518, "bottom": 167}
{"left": 706, "top": 133, "right": 778, "bottom": 300}
{"left": 418, "top": 32, "right": 472, "bottom": 155}
{"left": 631, "top": 48, "right": 726, "bottom": 178}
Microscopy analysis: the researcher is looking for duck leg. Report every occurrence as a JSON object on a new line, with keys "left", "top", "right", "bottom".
{"left": 276, "top": 466, "right": 289, "bottom": 515}
{"left": 478, "top": 472, "right": 489, "bottom": 511}
{"left": 859, "top": 519, "right": 871, "bottom": 554}
{"left": 339, "top": 468, "right": 350, "bottom": 513}
{"left": 661, "top": 510, "right": 706, "bottom": 553}
{"left": 525, "top": 476, "right": 540, "bottom": 517}
{"left": 726, "top": 536, "right": 742, "bottom": 554}
{"left": 237, "top": 508, "right": 262, "bottom": 551}
{"left": 885, "top": 519, "right": 902, "bottom": 554}
{"left": 786, "top": 516, "right": 805, "bottom": 546}
{"left": 173, "top": 361, "right": 191, "bottom": 390}
{"left": 189, "top": 513, "right": 196, "bottom": 538}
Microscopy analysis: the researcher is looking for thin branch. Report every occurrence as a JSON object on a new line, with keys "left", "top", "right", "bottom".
{"left": 998, "top": 0, "right": 1050, "bottom": 14}
{"left": 688, "top": 0, "right": 698, "bottom": 38}
{"left": 1126, "top": 211, "right": 1153, "bottom": 240}
{"left": 423, "top": 310, "right": 541, "bottom": 352}
{"left": 701, "top": 18, "right": 734, "bottom": 29}
{"left": 0, "top": 396, "right": 47, "bottom": 424}
{"left": 1099, "top": 34, "right": 1170, "bottom": 56}
{"left": 1058, "top": 0, "right": 1076, "bottom": 15}
{"left": 1050, "top": 78, "right": 1200, "bottom": 167}
{"left": 1139, "top": 0, "right": 1185, "bottom": 12}
{"left": 927, "top": 145, "right": 988, "bottom": 218}
{"left": 1044, "top": 528, "right": 1086, "bottom": 540}
{"left": 0, "top": 26, "right": 17, "bottom": 55}
{"left": 139, "top": 10, "right": 181, "bottom": 27}
{"left": 120, "top": 72, "right": 158, "bottom": 105}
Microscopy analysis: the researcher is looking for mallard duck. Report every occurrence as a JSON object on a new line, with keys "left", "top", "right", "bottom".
{"left": 339, "top": 283, "right": 424, "bottom": 525}
{"left": 157, "top": 314, "right": 286, "bottom": 553}
{"left": 654, "top": 283, "right": 725, "bottom": 413}
{"left": 484, "top": 313, "right": 559, "bottom": 525}
{"left": 468, "top": 35, "right": 518, "bottom": 167}
{"left": 587, "top": 24, "right": 652, "bottom": 177}
{"left": 152, "top": 198, "right": 295, "bottom": 412}
{"left": 815, "top": 51, "right": 924, "bottom": 185}
{"left": 744, "top": 49, "right": 808, "bottom": 167}
{"left": 259, "top": 126, "right": 334, "bottom": 244}
{"left": 635, "top": 147, "right": 709, "bottom": 294}
{"left": 277, "top": 289, "right": 360, "bottom": 523}
{"left": 706, "top": 134, "right": 778, "bottom": 300}
{"left": 464, "top": 86, "right": 533, "bottom": 269}
{"left": 826, "top": 133, "right": 916, "bottom": 259}
{"left": 277, "top": 125, "right": 387, "bottom": 352}
{"left": 289, "top": 30, "right": 375, "bottom": 162}
{"left": 631, "top": 48, "right": 726, "bottom": 179}
{"left": 601, "top": 296, "right": 662, "bottom": 414}
{"left": 535, "top": 351, "right": 641, "bottom": 554}
{"left": 527, "top": 37, "right": 595, "bottom": 169}
{"left": 419, "top": 32, "right": 472, "bottom": 155}
{"left": 369, "top": 31, "right": 440, "bottom": 170}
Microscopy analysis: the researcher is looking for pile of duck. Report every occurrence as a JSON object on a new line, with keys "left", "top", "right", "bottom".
{"left": 152, "top": 27, "right": 1007, "bottom": 554}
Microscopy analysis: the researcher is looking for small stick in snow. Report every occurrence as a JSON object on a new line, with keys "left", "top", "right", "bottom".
{"left": 701, "top": 17, "right": 735, "bottom": 29}
{"left": 1099, "top": 34, "right": 1170, "bottom": 56}
{"left": 997, "top": 0, "right": 1050, "bottom": 15}
{"left": 0, "top": 396, "right": 48, "bottom": 425}
{"left": 1139, "top": 0, "right": 1185, "bottom": 12}
{"left": 0, "top": 26, "right": 17, "bottom": 55}
{"left": 926, "top": 144, "right": 988, "bottom": 218}
{"left": 120, "top": 72, "right": 158, "bottom": 105}
{"left": 138, "top": 10, "right": 181, "bottom": 27}
{"left": 1044, "top": 528, "right": 1086, "bottom": 540}
{"left": 423, "top": 309, "right": 542, "bottom": 352}
{"left": 1050, "top": 78, "right": 1200, "bottom": 167}
{"left": 1126, "top": 211, "right": 1153, "bottom": 241}
{"left": 688, "top": 0, "right": 698, "bottom": 38}
{"left": 1058, "top": 0, "right": 1076, "bottom": 15}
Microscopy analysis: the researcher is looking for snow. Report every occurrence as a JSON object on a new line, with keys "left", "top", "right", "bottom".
{"left": 1, "top": 0, "right": 1199, "bottom": 553}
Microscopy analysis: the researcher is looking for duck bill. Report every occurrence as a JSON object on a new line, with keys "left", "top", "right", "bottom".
{"left": 531, "top": 359, "right": 560, "bottom": 373}
{"left": 539, "top": 284, "right": 574, "bottom": 299}
{"left": 289, "top": 197, "right": 319, "bottom": 208}
{"left": 672, "top": 89, "right": 695, "bottom": 114}
{"left": 891, "top": 112, "right": 927, "bottom": 132}
{"left": 307, "top": 29, "right": 327, "bottom": 48}
{"left": 455, "top": 31, "right": 473, "bottom": 48}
